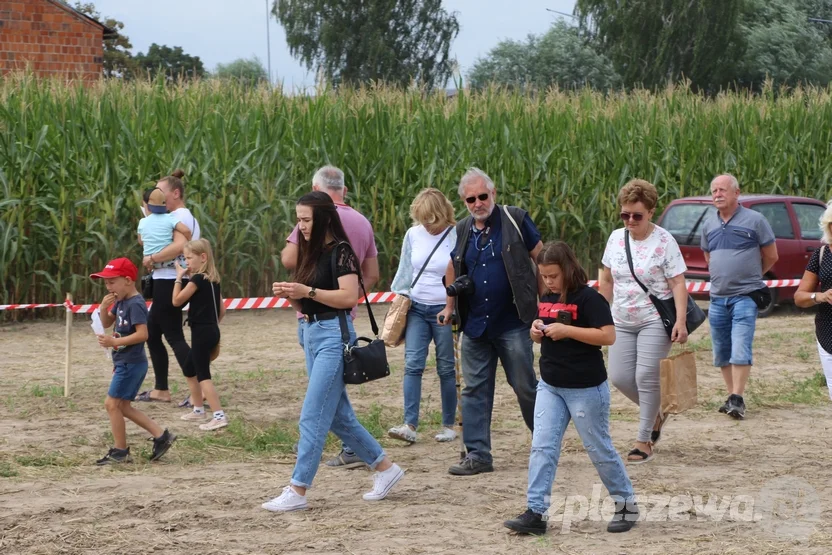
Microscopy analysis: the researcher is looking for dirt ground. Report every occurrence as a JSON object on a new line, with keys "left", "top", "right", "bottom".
{"left": 1, "top": 306, "right": 831, "bottom": 555}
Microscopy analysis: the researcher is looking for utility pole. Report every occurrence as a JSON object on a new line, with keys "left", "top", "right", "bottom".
{"left": 266, "top": 0, "right": 273, "bottom": 83}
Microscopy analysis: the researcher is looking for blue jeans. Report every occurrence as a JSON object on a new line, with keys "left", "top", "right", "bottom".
{"left": 461, "top": 325, "right": 537, "bottom": 464}
{"left": 527, "top": 380, "right": 634, "bottom": 515}
{"left": 292, "top": 318, "right": 385, "bottom": 488}
{"left": 297, "top": 315, "right": 356, "bottom": 457}
{"left": 708, "top": 296, "right": 758, "bottom": 367}
{"left": 403, "top": 301, "right": 457, "bottom": 428}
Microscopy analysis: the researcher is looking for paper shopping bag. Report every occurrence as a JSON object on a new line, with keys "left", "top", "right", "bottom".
{"left": 660, "top": 351, "right": 698, "bottom": 414}
{"left": 380, "top": 294, "right": 411, "bottom": 348}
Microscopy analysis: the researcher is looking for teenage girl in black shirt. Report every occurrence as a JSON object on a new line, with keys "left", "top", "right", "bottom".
{"left": 504, "top": 241, "right": 638, "bottom": 536}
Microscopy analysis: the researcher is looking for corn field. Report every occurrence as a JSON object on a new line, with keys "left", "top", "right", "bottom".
{"left": 3, "top": 75, "right": 832, "bottom": 305}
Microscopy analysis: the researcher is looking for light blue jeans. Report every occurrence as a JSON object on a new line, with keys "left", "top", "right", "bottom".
{"left": 297, "top": 315, "right": 356, "bottom": 457}
{"left": 709, "top": 295, "right": 758, "bottom": 367}
{"left": 403, "top": 301, "right": 457, "bottom": 428}
{"left": 291, "top": 317, "right": 385, "bottom": 488}
{"left": 461, "top": 325, "right": 537, "bottom": 464}
{"left": 527, "top": 380, "right": 635, "bottom": 515}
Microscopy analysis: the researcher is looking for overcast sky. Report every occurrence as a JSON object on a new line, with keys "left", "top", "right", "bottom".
{"left": 89, "top": 0, "right": 576, "bottom": 91}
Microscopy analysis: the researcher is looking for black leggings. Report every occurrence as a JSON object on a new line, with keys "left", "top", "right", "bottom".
{"left": 147, "top": 278, "right": 191, "bottom": 391}
{"left": 183, "top": 323, "right": 220, "bottom": 382}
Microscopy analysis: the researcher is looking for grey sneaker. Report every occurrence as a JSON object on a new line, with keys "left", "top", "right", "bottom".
{"left": 448, "top": 455, "right": 494, "bottom": 476}
{"left": 325, "top": 449, "right": 367, "bottom": 469}
{"left": 726, "top": 394, "right": 746, "bottom": 419}
{"left": 718, "top": 398, "right": 730, "bottom": 414}
{"left": 96, "top": 447, "right": 132, "bottom": 465}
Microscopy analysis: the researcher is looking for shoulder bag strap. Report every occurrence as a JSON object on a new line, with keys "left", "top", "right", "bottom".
{"left": 623, "top": 230, "right": 651, "bottom": 295}
{"left": 332, "top": 242, "right": 380, "bottom": 341}
{"left": 502, "top": 205, "right": 523, "bottom": 239}
{"left": 410, "top": 226, "right": 453, "bottom": 289}
{"left": 209, "top": 280, "right": 219, "bottom": 324}
{"left": 821, "top": 244, "right": 826, "bottom": 266}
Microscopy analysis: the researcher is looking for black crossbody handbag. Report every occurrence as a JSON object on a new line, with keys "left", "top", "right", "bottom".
{"left": 330, "top": 242, "right": 390, "bottom": 384}
{"left": 624, "top": 230, "right": 706, "bottom": 339}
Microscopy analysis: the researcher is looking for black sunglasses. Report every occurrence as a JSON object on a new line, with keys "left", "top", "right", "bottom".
{"left": 620, "top": 212, "right": 645, "bottom": 222}
{"left": 465, "top": 193, "right": 490, "bottom": 204}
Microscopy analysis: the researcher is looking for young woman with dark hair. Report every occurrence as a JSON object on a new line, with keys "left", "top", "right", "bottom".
{"left": 263, "top": 191, "right": 404, "bottom": 512}
{"left": 504, "top": 241, "right": 638, "bottom": 536}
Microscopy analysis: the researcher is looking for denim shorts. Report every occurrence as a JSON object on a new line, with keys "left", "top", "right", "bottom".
{"left": 708, "top": 295, "right": 758, "bottom": 367}
{"left": 108, "top": 361, "right": 149, "bottom": 400}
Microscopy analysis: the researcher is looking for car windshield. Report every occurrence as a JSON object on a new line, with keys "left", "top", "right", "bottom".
{"left": 660, "top": 204, "right": 716, "bottom": 246}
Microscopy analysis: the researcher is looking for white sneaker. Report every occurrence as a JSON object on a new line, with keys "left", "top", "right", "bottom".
{"left": 363, "top": 463, "right": 404, "bottom": 501}
{"left": 181, "top": 410, "right": 208, "bottom": 422}
{"left": 434, "top": 427, "right": 457, "bottom": 442}
{"left": 388, "top": 424, "right": 416, "bottom": 443}
{"left": 199, "top": 416, "right": 229, "bottom": 431}
{"left": 261, "top": 486, "right": 308, "bottom": 512}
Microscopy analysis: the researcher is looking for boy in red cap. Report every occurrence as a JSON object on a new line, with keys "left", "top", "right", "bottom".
{"left": 91, "top": 257, "right": 176, "bottom": 465}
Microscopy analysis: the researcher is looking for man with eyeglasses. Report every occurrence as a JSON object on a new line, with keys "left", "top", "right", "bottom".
{"left": 701, "top": 174, "right": 778, "bottom": 420}
{"left": 438, "top": 167, "right": 544, "bottom": 475}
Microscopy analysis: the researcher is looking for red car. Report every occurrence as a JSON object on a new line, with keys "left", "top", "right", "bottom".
{"left": 657, "top": 194, "right": 827, "bottom": 316}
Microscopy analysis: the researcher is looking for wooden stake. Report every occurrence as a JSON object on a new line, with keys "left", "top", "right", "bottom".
{"left": 64, "top": 293, "right": 72, "bottom": 397}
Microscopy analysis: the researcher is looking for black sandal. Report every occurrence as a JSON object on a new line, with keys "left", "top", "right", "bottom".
{"left": 627, "top": 448, "right": 654, "bottom": 464}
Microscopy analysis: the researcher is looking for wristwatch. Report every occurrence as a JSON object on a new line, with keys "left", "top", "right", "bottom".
{"left": 308, "top": 287, "right": 317, "bottom": 299}
{"left": 812, "top": 293, "right": 818, "bottom": 304}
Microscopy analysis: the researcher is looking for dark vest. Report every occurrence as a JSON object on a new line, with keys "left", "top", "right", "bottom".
{"left": 452, "top": 205, "right": 538, "bottom": 330}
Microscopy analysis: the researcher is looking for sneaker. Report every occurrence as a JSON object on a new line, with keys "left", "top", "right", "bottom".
{"left": 362, "top": 463, "right": 405, "bottom": 501}
{"left": 607, "top": 502, "right": 640, "bottom": 533}
{"left": 96, "top": 447, "right": 132, "bottom": 465}
{"left": 504, "top": 509, "right": 547, "bottom": 535}
{"left": 435, "top": 427, "right": 457, "bottom": 442}
{"left": 199, "top": 416, "right": 229, "bottom": 431}
{"left": 388, "top": 424, "right": 417, "bottom": 443}
{"left": 261, "top": 486, "right": 308, "bottom": 512}
{"left": 325, "top": 449, "right": 367, "bottom": 469}
{"left": 181, "top": 410, "right": 209, "bottom": 422}
{"left": 448, "top": 455, "right": 494, "bottom": 476}
{"left": 726, "top": 394, "right": 746, "bottom": 420}
{"left": 718, "top": 397, "right": 730, "bottom": 414}
{"left": 150, "top": 429, "right": 177, "bottom": 462}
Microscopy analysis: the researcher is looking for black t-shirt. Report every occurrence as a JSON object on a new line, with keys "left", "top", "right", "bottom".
{"left": 301, "top": 242, "right": 360, "bottom": 315}
{"left": 807, "top": 246, "right": 832, "bottom": 353}
{"left": 538, "top": 285, "right": 614, "bottom": 388}
{"left": 188, "top": 273, "right": 221, "bottom": 326}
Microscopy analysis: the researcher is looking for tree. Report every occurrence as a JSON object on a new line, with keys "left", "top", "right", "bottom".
{"left": 72, "top": 2, "right": 135, "bottom": 78}
{"left": 134, "top": 44, "right": 206, "bottom": 80}
{"left": 214, "top": 56, "right": 269, "bottom": 86}
{"left": 575, "top": 0, "right": 742, "bottom": 92}
{"left": 468, "top": 21, "right": 620, "bottom": 91}
{"left": 734, "top": 0, "right": 832, "bottom": 89}
{"left": 274, "top": 0, "right": 460, "bottom": 88}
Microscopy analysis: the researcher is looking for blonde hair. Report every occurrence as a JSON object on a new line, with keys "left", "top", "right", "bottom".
{"left": 184, "top": 238, "right": 220, "bottom": 283}
{"left": 618, "top": 179, "right": 659, "bottom": 211}
{"left": 410, "top": 188, "right": 455, "bottom": 233}
{"left": 821, "top": 201, "right": 832, "bottom": 245}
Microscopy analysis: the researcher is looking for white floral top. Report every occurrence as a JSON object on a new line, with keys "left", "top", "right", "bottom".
{"left": 601, "top": 225, "right": 687, "bottom": 326}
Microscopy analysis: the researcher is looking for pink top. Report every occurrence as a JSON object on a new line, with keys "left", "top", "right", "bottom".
{"left": 287, "top": 204, "right": 378, "bottom": 318}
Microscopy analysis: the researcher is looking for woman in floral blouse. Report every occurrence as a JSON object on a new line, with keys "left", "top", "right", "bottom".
{"left": 599, "top": 179, "right": 689, "bottom": 464}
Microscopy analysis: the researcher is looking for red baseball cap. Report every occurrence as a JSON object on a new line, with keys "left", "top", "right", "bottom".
{"left": 90, "top": 258, "right": 138, "bottom": 281}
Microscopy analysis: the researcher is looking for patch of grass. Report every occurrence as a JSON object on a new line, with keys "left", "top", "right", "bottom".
{"left": 29, "top": 384, "right": 63, "bottom": 398}
{"left": 0, "top": 462, "right": 18, "bottom": 477}
{"left": 70, "top": 436, "right": 90, "bottom": 446}
{"left": 356, "top": 403, "right": 386, "bottom": 439}
{"left": 796, "top": 346, "right": 811, "bottom": 362}
{"left": 686, "top": 336, "right": 712, "bottom": 352}
{"left": 178, "top": 417, "right": 297, "bottom": 456}
{"left": 745, "top": 372, "right": 829, "bottom": 407}
{"left": 14, "top": 453, "right": 79, "bottom": 467}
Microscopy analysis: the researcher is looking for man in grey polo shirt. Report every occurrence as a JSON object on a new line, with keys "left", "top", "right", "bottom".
{"left": 700, "top": 174, "right": 778, "bottom": 419}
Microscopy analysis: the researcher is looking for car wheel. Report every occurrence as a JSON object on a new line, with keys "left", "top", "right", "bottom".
{"left": 757, "top": 288, "right": 777, "bottom": 318}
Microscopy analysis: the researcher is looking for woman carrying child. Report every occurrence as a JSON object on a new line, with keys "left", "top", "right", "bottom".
{"left": 172, "top": 239, "right": 229, "bottom": 431}
{"left": 503, "top": 241, "right": 638, "bottom": 536}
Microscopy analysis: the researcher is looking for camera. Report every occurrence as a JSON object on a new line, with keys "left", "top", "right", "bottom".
{"left": 446, "top": 275, "right": 475, "bottom": 297}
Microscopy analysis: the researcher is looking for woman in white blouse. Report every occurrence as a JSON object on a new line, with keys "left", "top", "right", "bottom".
{"left": 388, "top": 188, "right": 458, "bottom": 444}
{"left": 599, "top": 179, "right": 689, "bottom": 465}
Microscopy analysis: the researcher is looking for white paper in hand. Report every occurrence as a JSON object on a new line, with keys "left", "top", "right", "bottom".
{"left": 91, "top": 309, "right": 112, "bottom": 361}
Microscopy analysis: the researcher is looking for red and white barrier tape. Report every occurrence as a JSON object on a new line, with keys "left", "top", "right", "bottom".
{"left": 0, "top": 280, "right": 803, "bottom": 313}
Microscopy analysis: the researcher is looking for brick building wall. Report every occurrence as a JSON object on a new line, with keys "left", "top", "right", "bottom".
{"left": 0, "top": 0, "right": 107, "bottom": 80}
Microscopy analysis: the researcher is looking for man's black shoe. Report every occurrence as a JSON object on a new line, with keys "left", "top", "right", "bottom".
{"left": 448, "top": 455, "right": 494, "bottom": 476}
{"left": 504, "top": 509, "right": 547, "bottom": 535}
{"left": 607, "top": 502, "right": 639, "bottom": 533}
